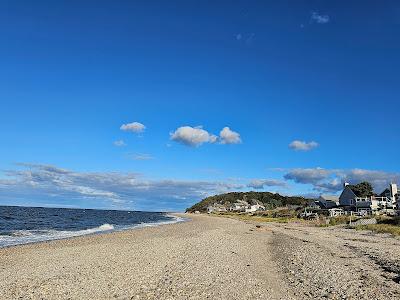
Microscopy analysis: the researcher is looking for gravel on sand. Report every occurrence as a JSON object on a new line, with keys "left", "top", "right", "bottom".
{"left": 1, "top": 214, "right": 399, "bottom": 299}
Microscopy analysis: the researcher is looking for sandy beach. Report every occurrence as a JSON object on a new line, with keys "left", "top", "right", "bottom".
{"left": 1, "top": 214, "right": 399, "bottom": 300}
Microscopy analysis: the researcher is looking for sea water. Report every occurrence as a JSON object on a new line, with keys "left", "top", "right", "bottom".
{"left": 0, "top": 206, "right": 183, "bottom": 248}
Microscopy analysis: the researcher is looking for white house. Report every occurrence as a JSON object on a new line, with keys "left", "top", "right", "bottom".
{"left": 229, "top": 200, "right": 249, "bottom": 212}
{"left": 380, "top": 183, "right": 398, "bottom": 206}
{"left": 207, "top": 204, "right": 227, "bottom": 213}
{"left": 245, "top": 204, "right": 265, "bottom": 213}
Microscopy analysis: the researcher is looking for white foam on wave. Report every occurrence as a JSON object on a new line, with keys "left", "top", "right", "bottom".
{"left": 0, "top": 223, "right": 115, "bottom": 248}
{"left": 133, "top": 215, "right": 187, "bottom": 229}
{"left": 0, "top": 215, "right": 187, "bottom": 248}
{"left": 95, "top": 223, "right": 115, "bottom": 231}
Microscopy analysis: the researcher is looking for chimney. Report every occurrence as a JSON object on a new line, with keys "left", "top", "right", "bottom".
{"left": 344, "top": 182, "right": 350, "bottom": 188}
{"left": 390, "top": 183, "right": 398, "bottom": 198}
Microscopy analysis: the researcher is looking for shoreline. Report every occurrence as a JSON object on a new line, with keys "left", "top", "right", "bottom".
{"left": 0, "top": 213, "right": 188, "bottom": 250}
{"left": 1, "top": 214, "right": 399, "bottom": 299}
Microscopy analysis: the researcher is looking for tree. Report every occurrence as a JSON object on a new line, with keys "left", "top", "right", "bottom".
{"left": 348, "top": 181, "right": 374, "bottom": 197}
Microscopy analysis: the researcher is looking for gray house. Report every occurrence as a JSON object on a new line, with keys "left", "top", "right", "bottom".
{"left": 339, "top": 183, "right": 357, "bottom": 206}
{"left": 339, "top": 182, "right": 372, "bottom": 213}
{"left": 318, "top": 195, "right": 339, "bottom": 209}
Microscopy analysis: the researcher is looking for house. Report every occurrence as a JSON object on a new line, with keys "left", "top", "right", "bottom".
{"left": 370, "top": 197, "right": 395, "bottom": 212}
{"left": 306, "top": 200, "right": 321, "bottom": 210}
{"left": 245, "top": 204, "right": 265, "bottom": 213}
{"left": 383, "top": 183, "right": 398, "bottom": 198}
{"left": 371, "top": 183, "right": 398, "bottom": 214}
{"left": 380, "top": 183, "right": 399, "bottom": 208}
{"left": 229, "top": 200, "right": 249, "bottom": 212}
{"left": 339, "top": 182, "right": 358, "bottom": 207}
{"left": 318, "top": 195, "right": 339, "bottom": 209}
{"left": 216, "top": 205, "right": 227, "bottom": 212}
{"left": 245, "top": 199, "right": 266, "bottom": 213}
{"left": 339, "top": 182, "right": 372, "bottom": 214}
{"left": 339, "top": 182, "right": 399, "bottom": 214}
{"left": 207, "top": 204, "right": 227, "bottom": 213}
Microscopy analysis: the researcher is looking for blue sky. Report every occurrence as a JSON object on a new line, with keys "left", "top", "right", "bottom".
{"left": 1, "top": 1, "right": 400, "bottom": 211}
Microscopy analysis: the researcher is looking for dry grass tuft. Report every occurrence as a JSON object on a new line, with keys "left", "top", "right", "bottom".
{"left": 355, "top": 224, "right": 400, "bottom": 236}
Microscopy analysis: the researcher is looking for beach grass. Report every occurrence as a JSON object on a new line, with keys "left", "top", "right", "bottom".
{"left": 354, "top": 216, "right": 400, "bottom": 236}
{"left": 213, "top": 212, "right": 301, "bottom": 223}
{"left": 355, "top": 224, "right": 400, "bottom": 236}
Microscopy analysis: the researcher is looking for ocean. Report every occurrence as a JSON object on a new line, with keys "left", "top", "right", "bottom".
{"left": 0, "top": 206, "right": 183, "bottom": 248}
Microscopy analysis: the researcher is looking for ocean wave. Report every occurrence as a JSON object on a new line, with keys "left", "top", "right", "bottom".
{"left": 0, "top": 223, "right": 115, "bottom": 248}
{"left": 0, "top": 216, "right": 185, "bottom": 248}
{"left": 135, "top": 215, "right": 187, "bottom": 228}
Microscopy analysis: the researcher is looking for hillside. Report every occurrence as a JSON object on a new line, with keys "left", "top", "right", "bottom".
{"left": 186, "top": 191, "right": 312, "bottom": 212}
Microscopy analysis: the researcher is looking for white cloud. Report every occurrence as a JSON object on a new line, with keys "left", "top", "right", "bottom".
{"left": 113, "top": 140, "right": 126, "bottom": 147}
{"left": 284, "top": 167, "right": 333, "bottom": 185}
{"left": 0, "top": 163, "right": 244, "bottom": 211}
{"left": 311, "top": 12, "right": 330, "bottom": 24}
{"left": 247, "top": 179, "right": 287, "bottom": 190}
{"left": 120, "top": 122, "right": 146, "bottom": 133}
{"left": 219, "top": 127, "right": 242, "bottom": 144}
{"left": 170, "top": 125, "right": 242, "bottom": 147}
{"left": 170, "top": 126, "right": 218, "bottom": 147}
{"left": 284, "top": 167, "right": 400, "bottom": 193}
{"left": 289, "top": 140, "right": 319, "bottom": 151}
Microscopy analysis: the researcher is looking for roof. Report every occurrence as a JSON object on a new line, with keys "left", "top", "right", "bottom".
{"left": 319, "top": 195, "right": 339, "bottom": 202}
{"left": 380, "top": 188, "right": 390, "bottom": 197}
{"left": 342, "top": 186, "right": 358, "bottom": 197}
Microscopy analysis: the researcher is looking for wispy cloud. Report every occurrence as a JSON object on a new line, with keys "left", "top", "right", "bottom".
{"left": 120, "top": 122, "right": 146, "bottom": 133}
{"left": 247, "top": 179, "right": 287, "bottom": 190}
{"left": 0, "top": 163, "right": 244, "bottom": 211}
{"left": 311, "top": 12, "right": 330, "bottom": 24}
{"left": 289, "top": 140, "right": 319, "bottom": 151}
{"left": 113, "top": 140, "right": 127, "bottom": 147}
